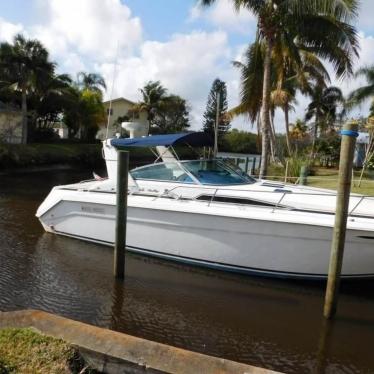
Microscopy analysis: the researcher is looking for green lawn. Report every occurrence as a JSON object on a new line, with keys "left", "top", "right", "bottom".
{"left": 307, "top": 169, "right": 374, "bottom": 196}
{"left": 267, "top": 166, "right": 374, "bottom": 196}
{"left": 0, "top": 328, "right": 96, "bottom": 373}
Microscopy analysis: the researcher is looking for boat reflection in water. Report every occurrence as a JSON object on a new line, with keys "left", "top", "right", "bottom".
{"left": 37, "top": 132, "right": 374, "bottom": 279}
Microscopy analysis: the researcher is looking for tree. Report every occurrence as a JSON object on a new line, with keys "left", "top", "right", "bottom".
{"left": 220, "top": 129, "right": 257, "bottom": 154}
{"left": 305, "top": 86, "right": 344, "bottom": 152}
{"left": 202, "top": 78, "right": 230, "bottom": 138}
{"left": 136, "top": 81, "right": 169, "bottom": 126}
{"left": 201, "top": 0, "right": 359, "bottom": 178}
{"left": 77, "top": 72, "right": 106, "bottom": 94}
{"left": 0, "top": 34, "right": 54, "bottom": 143}
{"left": 61, "top": 72, "right": 106, "bottom": 141}
{"left": 31, "top": 73, "right": 73, "bottom": 137}
{"left": 232, "top": 41, "right": 329, "bottom": 157}
{"left": 63, "top": 87, "right": 106, "bottom": 141}
{"left": 348, "top": 65, "right": 374, "bottom": 112}
{"left": 135, "top": 81, "right": 190, "bottom": 134}
{"left": 271, "top": 44, "right": 330, "bottom": 156}
{"left": 154, "top": 95, "right": 190, "bottom": 134}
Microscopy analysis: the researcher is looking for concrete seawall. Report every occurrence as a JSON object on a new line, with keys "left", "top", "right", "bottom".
{"left": 0, "top": 309, "right": 282, "bottom": 374}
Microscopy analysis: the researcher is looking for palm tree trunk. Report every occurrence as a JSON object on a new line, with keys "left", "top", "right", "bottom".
{"left": 21, "top": 87, "right": 28, "bottom": 144}
{"left": 311, "top": 113, "right": 319, "bottom": 157}
{"left": 256, "top": 115, "right": 261, "bottom": 153}
{"left": 269, "top": 112, "right": 276, "bottom": 162}
{"left": 259, "top": 36, "right": 273, "bottom": 179}
{"left": 284, "top": 104, "right": 291, "bottom": 156}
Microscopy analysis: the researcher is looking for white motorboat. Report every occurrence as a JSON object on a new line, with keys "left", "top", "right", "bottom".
{"left": 36, "top": 132, "right": 374, "bottom": 280}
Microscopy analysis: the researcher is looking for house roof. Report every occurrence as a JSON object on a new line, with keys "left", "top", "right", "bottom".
{"left": 103, "top": 97, "right": 136, "bottom": 106}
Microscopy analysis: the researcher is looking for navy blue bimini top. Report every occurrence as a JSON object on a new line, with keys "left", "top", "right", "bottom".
{"left": 111, "top": 132, "right": 213, "bottom": 148}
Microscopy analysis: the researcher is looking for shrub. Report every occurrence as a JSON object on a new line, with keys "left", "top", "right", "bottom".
{"left": 220, "top": 130, "right": 258, "bottom": 154}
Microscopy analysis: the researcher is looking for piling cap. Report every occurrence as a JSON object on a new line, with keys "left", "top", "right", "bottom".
{"left": 341, "top": 120, "right": 359, "bottom": 136}
{"left": 345, "top": 120, "right": 359, "bottom": 129}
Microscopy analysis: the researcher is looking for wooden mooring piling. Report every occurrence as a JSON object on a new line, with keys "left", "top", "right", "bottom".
{"left": 323, "top": 121, "right": 358, "bottom": 319}
{"left": 114, "top": 150, "right": 129, "bottom": 279}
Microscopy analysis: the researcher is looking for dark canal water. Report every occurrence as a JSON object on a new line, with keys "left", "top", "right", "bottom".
{"left": 1, "top": 167, "right": 374, "bottom": 373}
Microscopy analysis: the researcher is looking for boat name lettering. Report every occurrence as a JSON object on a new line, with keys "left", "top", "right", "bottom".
{"left": 81, "top": 206, "right": 105, "bottom": 214}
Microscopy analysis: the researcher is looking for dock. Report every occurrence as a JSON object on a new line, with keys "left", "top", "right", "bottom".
{"left": 0, "top": 309, "right": 282, "bottom": 374}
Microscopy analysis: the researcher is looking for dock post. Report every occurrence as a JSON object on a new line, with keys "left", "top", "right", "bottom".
{"left": 284, "top": 160, "right": 289, "bottom": 183}
{"left": 251, "top": 157, "right": 256, "bottom": 175}
{"left": 299, "top": 165, "right": 308, "bottom": 185}
{"left": 114, "top": 150, "right": 129, "bottom": 279}
{"left": 323, "top": 121, "right": 358, "bottom": 319}
{"left": 245, "top": 157, "right": 249, "bottom": 174}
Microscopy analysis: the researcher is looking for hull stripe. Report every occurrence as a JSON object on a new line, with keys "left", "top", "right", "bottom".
{"left": 53, "top": 229, "right": 374, "bottom": 280}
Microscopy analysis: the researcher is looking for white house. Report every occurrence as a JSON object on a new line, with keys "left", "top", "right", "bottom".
{"left": 97, "top": 97, "right": 148, "bottom": 140}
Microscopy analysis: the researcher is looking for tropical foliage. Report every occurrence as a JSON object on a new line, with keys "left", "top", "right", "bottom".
{"left": 135, "top": 81, "right": 190, "bottom": 134}
{"left": 348, "top": 65, "right": 374, "bottom": 111}
{"left": 305, "top": 85, "right": 344, "bottom": 151}
{"left": 0, "top": 34, "right": 54, "bottom": 143}
{"left": 0, "top": 33, "right": 108, "bottom": 143}
{"left": 202, "top": 0, "right": 359, "bottom": 177}
{"left": 202, "top": 78, "right": 231, "bottom": 137}
{"left": 0, "top": 35, "right": 191, "bottom": 142}
{"left": 220, "top": 129, "right": 257, "bottom": 154}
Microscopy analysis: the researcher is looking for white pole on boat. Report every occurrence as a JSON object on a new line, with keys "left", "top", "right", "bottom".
{"left": 105, "top": 41, "right": 120, "bottom": 140}
{"left": 323, "top": 121, "right": 358, "bottom": 319}
{"left": 214, "top": 91, "right": 220, "bottom": 157}
{"left": 114, "top": 150, "right": 129, "bottom": 279}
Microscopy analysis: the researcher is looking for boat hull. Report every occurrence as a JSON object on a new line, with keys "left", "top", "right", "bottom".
{"left": 37, "top": 195, "right": 374, "bottom": 280}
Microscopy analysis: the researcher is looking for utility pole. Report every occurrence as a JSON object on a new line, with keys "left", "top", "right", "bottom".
{"left": 323, "top": 121, "right": 358, "bottom": 319}
{"left": 214, "top": 90, "right": 220, "bottom": 158}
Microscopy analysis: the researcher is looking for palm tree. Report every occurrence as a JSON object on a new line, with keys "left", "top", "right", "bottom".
{"left": 305, "top": 85, "right": 344, "bottom": 152}
{"left": 201, "top": 0, "right": 359, "bottom": 178}
{"left": 271, "top": 86, "right": 296, "bottom": 155}
{"left": 232, "top": 40, "right": 330, "bottom": 157}
{"left": 136, "top": 81, "right": 169, "bottom": 124}
{"left": 348, "top": 65, "right": 374, "bottom": 109}
{"left": 33, "top": 73, "right": 74, "bottom": 131}
{"left": 77, "top": 72, "right": 106, "bottom": 94}
{"left": 0, "top": 34, "right": 54, "bottom": 143}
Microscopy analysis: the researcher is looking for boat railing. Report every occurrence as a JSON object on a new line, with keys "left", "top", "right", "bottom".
{"left": 151, "top": 184, "right": 374, "bottom": 216}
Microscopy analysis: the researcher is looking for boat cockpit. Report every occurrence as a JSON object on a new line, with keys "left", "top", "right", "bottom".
{"left": 130, "top": 159, "right": 257, "bottom": 186}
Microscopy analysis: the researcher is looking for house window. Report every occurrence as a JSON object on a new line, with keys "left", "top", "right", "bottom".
{"left": 107, "top": 108, "right": 113, "bottom": 116}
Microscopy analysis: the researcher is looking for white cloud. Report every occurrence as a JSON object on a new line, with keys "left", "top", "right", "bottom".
{"left": 0, "top": 18, "right": 24, "bottom": 42}
{"left": 98, "top": 31, "right": 233, "bottom": 129}
{"left": 189, "top": 0, "right": 256, "bottom": 34}
{"left": 31, "top": 0, "right": 142, "bottom": 69}
{"left": 2, "top": 0, "right": 374, "bottom": 133}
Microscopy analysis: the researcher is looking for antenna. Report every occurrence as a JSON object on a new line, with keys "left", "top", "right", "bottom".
{"left": 105, "top": 41, "right": 120, "bottom": 140}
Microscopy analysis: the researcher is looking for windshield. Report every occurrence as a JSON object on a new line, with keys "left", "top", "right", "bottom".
{"left": 130, "top": 162, "right": 193, "bottom": 183}
{"left": 130, "top": 159, "right": 256, "bottom": 185}
{"left": 181, "top": 160, "right": 256, "bottom": 185}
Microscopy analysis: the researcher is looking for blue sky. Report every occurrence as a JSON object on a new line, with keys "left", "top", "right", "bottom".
{"left": 0, "top": 0, "right": 374, "bottom": 131}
